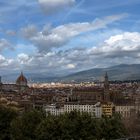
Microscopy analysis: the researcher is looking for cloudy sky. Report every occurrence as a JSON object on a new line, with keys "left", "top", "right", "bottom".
{"left": 0, "top": 0, "right": 140, "bottom": 76}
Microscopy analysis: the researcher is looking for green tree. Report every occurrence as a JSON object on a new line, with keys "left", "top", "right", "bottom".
{"left": 11, "top": 109, "right": 45, "bottom": 140}
{"left": 100, "top": 113, "right": 127, "bottom": 140}
{"left": 0, "top": 105, "right": 17, "bottom": 140}
{"left": 36, "top": 111, "right": 101, "bottom": 140}
{"left": 10, "top": 109, "right": 127, "bottom": 140}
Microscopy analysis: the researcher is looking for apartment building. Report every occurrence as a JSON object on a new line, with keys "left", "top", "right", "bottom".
{"left": 102, "top": 102, "right": 114, "bottom": 117}
{"left": 44, "top": 102, "right": 102, "bottom": 118}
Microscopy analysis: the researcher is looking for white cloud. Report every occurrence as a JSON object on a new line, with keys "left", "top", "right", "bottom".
{"left": 91, "top": 32, "right": 140, "bottom": 55}
{"left": 105, "top": 32, "right": 140, "bottom": 46}
{"left": 17, "top": 53, "right": 32, "bottom": 64}
{"left": 38, "top": 0, "right": 75, "bottom": 14}
{"left": 29, "top": 32, "right": 140, "bottom": 73}
{"left": 20, "top": 25, "right": 38, "bottom": 38}
{"left": 67, "top": 64, "right": 75, "bottom": 69}
{"left": 0, "top": 39, "right": 12, "bottom": 52}
{"left": 20, "top": 14, "right": 127, "bottom": 52}
{"left": 0, "top": 55, "right": 6, "bottom": 63}
{"left": 11, "top": 32, "right": 140, "bottom": 74}
{"left": 0, "top": 55, "right": 14, "bottom": 67}
{"left": 1, "top": 31, "right": 140, "bottom": 75}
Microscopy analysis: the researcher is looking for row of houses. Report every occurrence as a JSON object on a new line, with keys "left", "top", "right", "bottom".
{"left": 44, "top": 102, "right": 140, "bottom": 118}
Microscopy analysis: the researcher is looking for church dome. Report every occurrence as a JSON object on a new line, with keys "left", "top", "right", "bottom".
{"left": 16, "top": 72, "right": 27, "bottom": 86}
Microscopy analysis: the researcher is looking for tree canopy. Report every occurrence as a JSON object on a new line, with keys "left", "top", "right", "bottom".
{"left": 0, "top": 105, "right": 127, "bottom": 140}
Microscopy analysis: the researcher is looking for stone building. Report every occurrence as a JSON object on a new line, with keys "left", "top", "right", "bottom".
{"left": 44, "top": 102, "right": 102, "bottom": 118}
{"left": 0, "top": 72, "right": 28, "bottom": 93}
{"left": 68, "top": 72, "right": 111, "bottom": 103}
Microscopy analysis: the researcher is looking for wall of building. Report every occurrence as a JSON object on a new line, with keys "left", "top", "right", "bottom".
{"left": 44, "top": 102, "right": 102, "bottom": 118}
{"left": 115, "top": 105, "right": 140, "bottom": 118}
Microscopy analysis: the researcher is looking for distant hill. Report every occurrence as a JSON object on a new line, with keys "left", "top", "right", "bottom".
{"left": 1, "top": 64, "right": 140, "bottom": 83}
{"left": 60, "top": 64, "right": 140, "bottom": 82}
{"left": 1, "top": 73, "right": 60, "bottom": 83}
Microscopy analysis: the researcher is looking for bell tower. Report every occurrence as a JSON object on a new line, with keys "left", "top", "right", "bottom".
{"left": 104, "top": 72, "right": 110, "bottom": 102}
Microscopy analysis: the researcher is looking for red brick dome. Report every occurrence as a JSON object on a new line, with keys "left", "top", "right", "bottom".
{"left": 16, "top": 72, "right": 27, "bottom": 86}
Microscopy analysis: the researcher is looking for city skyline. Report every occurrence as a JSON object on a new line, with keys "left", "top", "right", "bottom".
{"left": 0, "top": 0, "right": 140, "bottom": 75}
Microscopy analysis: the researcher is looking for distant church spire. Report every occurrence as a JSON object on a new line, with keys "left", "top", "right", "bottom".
{"left": 104, "top": 72, "right": 110, "bottom": 102}
{"left": 105, "top": 71, "right": 108, "bottom": 78}
{"left": 104, "top": 72, "right": 109, "bottom": 90}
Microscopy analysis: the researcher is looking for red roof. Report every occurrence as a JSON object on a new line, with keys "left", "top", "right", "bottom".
{"left": 16, "top": 72, "right": 27, "bottom": 84}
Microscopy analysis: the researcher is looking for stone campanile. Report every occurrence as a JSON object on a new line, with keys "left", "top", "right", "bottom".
{"left": 104, "top": 72, "right": 110, "bottom": 102}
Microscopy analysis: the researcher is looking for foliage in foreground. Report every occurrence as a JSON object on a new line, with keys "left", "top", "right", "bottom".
{"left": 0, "top": 105, "right": 127, "bottom": 140}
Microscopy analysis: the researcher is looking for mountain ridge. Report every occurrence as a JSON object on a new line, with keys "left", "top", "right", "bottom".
{"left": 1, "top": 64, "right": 140, "bottom": 83}
{"left": 61, "top": 64, "right": 140, "bottom": 82}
